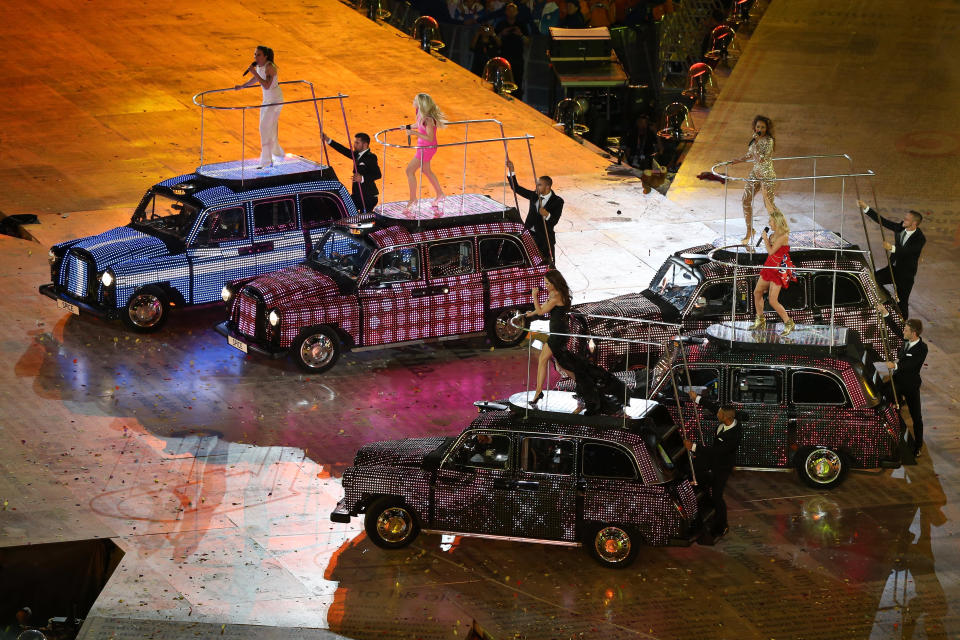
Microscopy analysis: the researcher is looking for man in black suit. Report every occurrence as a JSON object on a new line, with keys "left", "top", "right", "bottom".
{"left": 684, "top": 390, "right": 743, "bottom": 538}
{"left": 505, "top": 159, "right": 563, "bottom": 266}
{"left": 858, "top": 200, "right": 925, "bottom": 318}
{"left": 886, "top": 318, "right": 928, "bottom": 458}
{"left": 324, "top": 132, "right": 382, "bottom": 213}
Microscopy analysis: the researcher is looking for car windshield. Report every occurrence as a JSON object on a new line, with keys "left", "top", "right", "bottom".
{"left": 132, "top": 192, "right": 200, "bottom": 240}
{"left": 649, "top": 258, "right": 703, "bottom": 311}
{"left": 309, "top": 229, "right": 376, "bottom": 280}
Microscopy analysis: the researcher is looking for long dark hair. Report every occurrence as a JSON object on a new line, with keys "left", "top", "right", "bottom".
{"left": 749, "top": 114, "right": 774, "bottom": 146}
{"left": 256, "top": 45, "right": 276, "bottom": 65}
{"left": 545, "top": 269, "right": 571, "bottom": 306}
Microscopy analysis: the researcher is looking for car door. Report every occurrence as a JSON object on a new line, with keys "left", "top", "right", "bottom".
{"left": 250, "top": 196, "right": 302, "bottom": 275}
{"left": 729, "top": 366, "right": 788, "bottom": 467}
{"left": 811, "top": 272, "right": 878, "bottom": 342}
{"left": 300, "top": 192, "right": 350, "bottom": 253}
{"left": 432, "top": 431, "right": 516, "bottom": 536}
{"left": 357, "top": 244, "right": 433, "bottom": 345}
{"left": 789, "top": 368, "right": 854, "bottom": 458}
{"left": 425, "top": 238, "right": 485, "bottom": 337}
{"left": 187, "top": 206, "right": 254, "bottom": 304}
{"left": 512, "top": 435, "right": 578, "bottom": 541}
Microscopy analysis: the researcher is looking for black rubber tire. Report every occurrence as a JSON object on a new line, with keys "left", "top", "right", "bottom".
{"left": 488, "top": 307, "right": 529, "bottom": 348}
{"left": 796, "top": 446, "right": 847, "bottom": 489}
{"left": 292, "top": 326, "right": 341, "bottom": 373}
{"left": 122, "top": 286, "right": 169, "bottom": 333}
{"left": 364, "top": 496, "right": 421, "bottom": 549}
{"left": 585, "top": 523, "right": 640, "bottom": 568}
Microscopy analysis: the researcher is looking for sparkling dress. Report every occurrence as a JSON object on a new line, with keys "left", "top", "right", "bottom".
{"left": 741, "top": 135, "right": 781, "bottom": 218}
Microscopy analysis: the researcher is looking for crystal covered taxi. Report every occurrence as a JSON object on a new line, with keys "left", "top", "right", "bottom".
{"left": 40, "top": 159, "right": 356, "bottom": 331}
{"left": 217, "top": 196, "right": 550, "bottom": 372}
{"left": 330, "top": 392, "right": 718, "bottom": 567}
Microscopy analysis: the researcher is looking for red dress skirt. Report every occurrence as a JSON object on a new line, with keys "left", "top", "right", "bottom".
{"left": 760, "top": 245, "right": 798, "bottom": 288}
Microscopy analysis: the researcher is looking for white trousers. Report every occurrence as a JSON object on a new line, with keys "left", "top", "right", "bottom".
{"left": 259, "top": 103, "right": 284, "bottom": 166}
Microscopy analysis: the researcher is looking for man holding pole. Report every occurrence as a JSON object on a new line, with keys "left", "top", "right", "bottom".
{"left": 506, "top": 160, "right": 563, "bottom": 266}
{"left": 684, "top": 390, "right": 743, "bottom": 539}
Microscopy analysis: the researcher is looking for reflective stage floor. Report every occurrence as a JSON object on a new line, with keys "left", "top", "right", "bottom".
{"left": 1, "top": 0, "right": 959, "bottom": 638}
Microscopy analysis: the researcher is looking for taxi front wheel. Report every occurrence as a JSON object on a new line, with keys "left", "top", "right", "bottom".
{"left": 293, "top": 326, "right": 341, "bottom": 373}
{"left": 364, "top": 497, "right": 420, "bottom": 549}
{"left": 122, "top": 286, "right": 169, "bottom": 333}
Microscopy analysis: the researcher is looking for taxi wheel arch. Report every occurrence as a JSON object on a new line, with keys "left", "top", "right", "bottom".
{"left": 795, "top": 446, "right": 848, "bottom": 489}
{"left": 292, "top": 325, "right": 342, "bottom": 373}
{"left": 122, "top": 285, "right": 171, "bottom": 333}
{"left": 364, "top": 496, "right": 421, "bottom": 549}
{"left": 584, "top": 522, "right": 641, "bottom": 568}
{"left": 488, "top": 307, "right": 530, "bottom": 347}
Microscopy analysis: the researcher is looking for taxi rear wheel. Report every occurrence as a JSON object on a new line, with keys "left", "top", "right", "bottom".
{"left": 364, "top": 497, "right": 420, "bottom": 549}
{"left": 586, "top": 524, "right": 640, "bottom": 568}
{"left": 122, "top": 286, "right": 169, "bottom": 333}
{"left": 489, "top": 307, "right": 528, "bottom": 347}
{"left": 797, "top": 446, "right": 847, "bottom": 489}
{"left": 293, "top": 326, "right": 341, "bottom": 373}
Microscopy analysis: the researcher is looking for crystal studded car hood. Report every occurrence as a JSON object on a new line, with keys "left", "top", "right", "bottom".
{"left": 246, "top": 265, "right": 340, "bottom": 307}
{"left": 578, "top": 290, "right": 665, "bottom": 320}
{"left": 353, "top": 437, "right": 452, "bottom": 468}
{"left": 64, "top": 226, "right": 170, "bottom": 270}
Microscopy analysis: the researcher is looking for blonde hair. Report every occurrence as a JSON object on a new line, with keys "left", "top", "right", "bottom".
{"left": 768, "top": 209, "right": 789, "bottom": 234}
{"left": 414, "top": 93, "right": 447, "bottom": 127}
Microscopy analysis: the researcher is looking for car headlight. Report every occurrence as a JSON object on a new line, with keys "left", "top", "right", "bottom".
{"left": 48, "top": 249, "right": 57, "bottom": 265}
{"left": 268, "top": 309, "right": 281, "bottom": 327}
{"left": 221, "top": 285, "right": 233, "bottom": 303}
{"left": 100, "top": 271, "right": 115, "bottom": 287}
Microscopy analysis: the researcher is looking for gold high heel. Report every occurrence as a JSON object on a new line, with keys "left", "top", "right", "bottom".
{"left": 741, "top": 229, "right": 755, "bottom": 245}
{"left": 780, "top": 318, "right": 796, "bottom": 336}
{"left": 750, "top": 314, "right": 766, "bottom": 330}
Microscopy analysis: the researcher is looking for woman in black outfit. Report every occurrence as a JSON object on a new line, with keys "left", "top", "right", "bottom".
{"left": 526, "top": 270, "right": 627, "bottom": 415}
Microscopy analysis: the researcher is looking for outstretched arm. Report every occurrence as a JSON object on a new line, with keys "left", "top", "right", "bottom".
{"left": 857, "top": 200, "right": 901, "bottom": 233}
{"left": 505, "top": 160, "right": 537, "bottom": 200}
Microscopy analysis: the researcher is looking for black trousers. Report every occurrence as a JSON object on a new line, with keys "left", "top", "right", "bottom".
{"left": 352, "top": 193, "right": 378, "bottom": 214}
{"left": 899, "top": 385, "right": 924, "bottom": 448}
{"left": 876, "top": 266, "right": 914, "bottom": 319}
{"left": 696, "top": 459, "right": 731, "bottom": 533}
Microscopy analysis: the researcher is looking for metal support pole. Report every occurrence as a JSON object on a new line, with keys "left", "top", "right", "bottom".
{"left": 241, "top": 109, "right": 246, "bottom": 184}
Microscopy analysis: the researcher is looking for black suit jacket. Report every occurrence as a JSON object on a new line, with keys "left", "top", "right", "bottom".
{"left": 329, "top": 140, "right": 381, "bottom": 211}
{"left": 695, "top": 397, "right": 743, "bottom": 472}
{"left": 508, "top": 174, "right": 563, "bottom": 260}
{"left": 893, "top": 338, "right": 927, "bottom": 391}
{"left": 864, "top": 207, "right": 925, "bottom": 282}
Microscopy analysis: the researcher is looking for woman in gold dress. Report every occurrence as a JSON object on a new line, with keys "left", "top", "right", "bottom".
{"left": 728, "top": 115, "right": 780, "bottom": 245}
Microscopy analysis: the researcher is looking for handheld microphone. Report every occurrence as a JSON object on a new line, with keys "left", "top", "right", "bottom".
{"left": 755, "top": 226, "right": 769, "bottom": 247}
{"left": 242, "top": 61, "right": 256, "bottom": 76}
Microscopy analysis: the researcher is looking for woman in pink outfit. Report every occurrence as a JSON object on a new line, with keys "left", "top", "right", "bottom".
{"left": 404, "top": 93, "right": 447, "bottom": 211}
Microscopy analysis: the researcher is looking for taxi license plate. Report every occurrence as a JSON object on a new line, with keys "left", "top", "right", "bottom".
{"left": 57, "top": 299, "right": 80, "bottom": 316}
{"left": 228, "top": 335, "right": 248, "bottom": 353}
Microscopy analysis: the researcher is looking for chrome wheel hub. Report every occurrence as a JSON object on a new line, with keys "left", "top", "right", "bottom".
{"left": 594, "top": 526, "right": 631, "bottom": 563}
{"left": 495, "top": 310, "right": 524, "bottom": 343}
{"left": 301, "top": 334, "right": 334, "bottom": 367}
{"left": 805, "top": 448, "right": 842, "bottom": 484}
{"left": 128, "top": 294, "right": 163, "bottom": 327}
{"left": 376, "top": 507, "right": 413, "bottom": 543}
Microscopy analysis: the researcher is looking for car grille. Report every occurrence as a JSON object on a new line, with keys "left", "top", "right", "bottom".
{"left": 236, "top": 288, "right": 267, "bottom": 339}
{"left": 63, "top": 251, "right": 97, "bottom": 300}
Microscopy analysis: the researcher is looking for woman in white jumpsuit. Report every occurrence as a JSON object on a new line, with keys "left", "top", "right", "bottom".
{"left": 236, "top": 46, "right": 284, "bottom": 168}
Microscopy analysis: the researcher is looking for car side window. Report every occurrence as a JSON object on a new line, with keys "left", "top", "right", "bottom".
{"left": 753, "top": 277, "right": 806, "bottom": 310}
{"left": 195, "top": 207, "right": 247, "bottom": 245}
{"left": 688, "top": 280, "right": 748, "bottom": 316}
{"left": 731, "top": 368, "right": 783, "bottom": 404}
{"left": 428, "top": 240, "right": 474, "bottom": 279}
{"left": 813, "top": 274, "right": 864, "bottom": 307}
{"left": 451, "top": 432, "right": 511, "bottom": 470}
{"left": 521, "top": 437, "right": 574, "bottom": 475}
{"left": 582, "top": 442, "right": 636, "bottom": 479}
{"left": 367, "top": 247, "right": 421, "bottom": 285}
{"left": 792, "top": 370, "right": 847, "bottom": 405}
{"left": 253, "top": 198, "right": 297, "bottom": 234}
{"left": 677, "top": 366, "right": 720, "bottom": 402}
{"left": 479, "top": 236, "right": 528, "bottom": 270}
{"left": 301, "top": 194, "right": 344, "bottom": 229}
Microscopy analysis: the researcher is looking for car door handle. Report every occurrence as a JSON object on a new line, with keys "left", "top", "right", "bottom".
{"left": 492, "top": 478, "right": 517, "bottom": 490}
{"left": 253, "top": 241, "right": 274, "bottom": 253}
{"left": 411, "top": 285, "right": 448, "bottom": 298}
{"left": 515, "top": 480, "right": 539, "bottom": 492}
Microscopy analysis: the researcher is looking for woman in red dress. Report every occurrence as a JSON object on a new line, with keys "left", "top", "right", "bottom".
{"left": 751, "top": 210, "right": 797, "bottom": 335}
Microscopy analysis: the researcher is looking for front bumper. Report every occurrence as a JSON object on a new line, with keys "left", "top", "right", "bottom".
{"left": 39, "top": 283, "right": 118, "bottom": 320}
{"left": 214, "top": 321, "right": 288, "bottom": 359}
{"left": 330, "top": 498, "right": 352, "bottom": 523}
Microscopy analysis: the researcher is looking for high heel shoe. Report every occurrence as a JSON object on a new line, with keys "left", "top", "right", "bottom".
{"left": 750, "top": 313, "right": 766, "bottom": 330}
{"left": 573, "top": 400, "right": 586, "bottom": 415}
{"left": 741, "top": 229, "right": 755, "bottom": 245}
{"left": 529, "top": 391, "right": 544, "bottom": 406}
{"left": 780, "top": 318, "right": 796, "bottom": 336}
